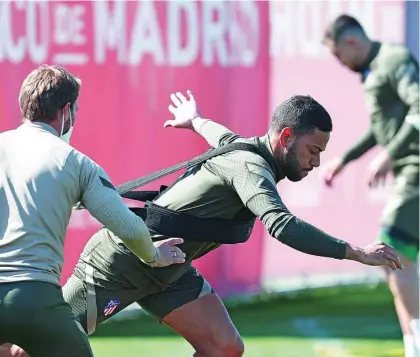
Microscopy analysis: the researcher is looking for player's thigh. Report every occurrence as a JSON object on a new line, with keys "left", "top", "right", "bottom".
{"left": 164, "top": 294, "right": 244, "bottom": 356}
{"left": 379, "top": 226, "right": 419, "bottom": 288}
{"left": 0, "top": 281, "right": 93, "bottom": 357}
{"left": 378, "top": 223, "right": 419, "bottom": 299}
{"left": 63, "top": 273, "right": 142, "bottom": 336}
{"left": 62, "top": 227, "right": 155, "bottom": 335}
{"left": 379, "top": 184, "right": 419, "bottom": 262}
{"left": 138, "top": 268, "right": 244, "bottom": 356}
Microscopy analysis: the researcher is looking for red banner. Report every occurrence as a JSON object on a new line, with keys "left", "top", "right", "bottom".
{"left": 0, "top": 0, "right": 269, "bottom": 296}
{"left": 0, "top": 0, "right": 407, "bottom": 297}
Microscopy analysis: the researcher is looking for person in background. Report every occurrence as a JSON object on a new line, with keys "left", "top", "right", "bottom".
{"left": 322, "top": 14, "right": 419, "bottom": 357}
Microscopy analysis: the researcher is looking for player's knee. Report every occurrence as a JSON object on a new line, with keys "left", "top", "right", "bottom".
{"left": 9, "top": 345, "right": 28, "bottom": 357}
{"left": 210, "top": 333, "right": 244, "bottom": 357}
{"left": 0, "top": 344, "right": 12, "bottom": 357}
{"left": 227, "top": 336, "right": 245, "bottom": 357}
{"left": 0, "top": 344, "right": 28, "bottom": 357}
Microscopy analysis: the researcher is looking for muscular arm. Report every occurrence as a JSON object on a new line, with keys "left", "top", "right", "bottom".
{"left": 341, "top": 127, "right": 377, "bottom": 165}
{"left": 66, "top": 151, "right": 158, "bottom": 263}
{"left": 192, "top": 117, "right": 242, "bottom": 148}
{"left": 228, "top": 159, "right": 348, "bottom": 259}
{"left": 387, "top": 57, "right": 420, "bottom": 159}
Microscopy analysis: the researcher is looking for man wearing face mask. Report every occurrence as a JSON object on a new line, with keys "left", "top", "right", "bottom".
{"left": 0, "top": 65, "right": 185, "bottom": 357}
{"left": 322, "top": 15, "right": 419, "bottom": 357}
{"left": 2, "top": 90, "right": 401, "bottom": 357}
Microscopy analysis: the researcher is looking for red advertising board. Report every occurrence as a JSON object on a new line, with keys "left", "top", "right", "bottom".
{"left": 0, "top": 0, "right": 269, "bottom": 296}
{"left": 0, "top": 0, "right": 407, "bottom": 297}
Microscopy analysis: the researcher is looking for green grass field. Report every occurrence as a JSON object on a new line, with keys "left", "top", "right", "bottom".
{"left": 89, "top": 283, "right": 403, "bottom": 357}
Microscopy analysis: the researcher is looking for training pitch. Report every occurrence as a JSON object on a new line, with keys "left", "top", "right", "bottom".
{"left": 89, "top": 283, "right": 403, "bottom": 357}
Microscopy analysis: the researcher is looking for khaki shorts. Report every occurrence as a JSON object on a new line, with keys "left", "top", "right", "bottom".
{"left": 63, "top": 265, "right": 214, "bottom": 336}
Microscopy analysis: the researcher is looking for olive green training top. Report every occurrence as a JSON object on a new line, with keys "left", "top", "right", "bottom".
{"left": 342, "top": 42, "right": 419, "bottom": 187}
{"left": 108, "top": 122, "right": 348, "bottom": 286}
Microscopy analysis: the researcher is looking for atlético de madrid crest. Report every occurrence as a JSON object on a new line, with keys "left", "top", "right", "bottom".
{"left": 104, "top": 299, "right": 120, "bottom": 316}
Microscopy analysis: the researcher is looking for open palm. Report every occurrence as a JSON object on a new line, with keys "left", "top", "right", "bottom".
{"left": 164, "top": 90, "right": 200, "bottom": 129}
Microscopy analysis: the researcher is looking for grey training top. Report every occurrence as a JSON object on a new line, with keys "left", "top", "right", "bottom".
{"left": 0, "top": 122, "right": 153, "bottom": 285}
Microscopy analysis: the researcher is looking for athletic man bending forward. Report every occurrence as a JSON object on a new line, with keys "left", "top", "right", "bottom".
{"left": 3, "top": 91, "right": 402, "bottom": 357}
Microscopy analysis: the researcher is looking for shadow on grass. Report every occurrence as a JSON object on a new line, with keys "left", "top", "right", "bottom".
{"left": 91, "top": 283, "right": 401, "bottom": 341}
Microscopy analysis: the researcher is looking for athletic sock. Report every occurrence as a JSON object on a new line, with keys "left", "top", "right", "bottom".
{"left": 404, "top": 335, "right": 418, "bottom": 357}
{"left": 409, "top": 319, "right": 420, "bottom": 349}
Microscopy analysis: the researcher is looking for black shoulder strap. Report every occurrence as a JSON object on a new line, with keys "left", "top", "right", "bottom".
{"left": 116, "top": 142, "right": 274, "bottom": 196}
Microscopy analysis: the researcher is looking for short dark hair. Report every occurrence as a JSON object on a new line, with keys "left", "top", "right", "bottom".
{"left": 270, "top": 95, "right": 332, "bottom": 135}
{"left": 324, "top": 14, "right": 365, "bottom": 44}
{"left": 19, "top": 64, "right": 81, "bottom": 123}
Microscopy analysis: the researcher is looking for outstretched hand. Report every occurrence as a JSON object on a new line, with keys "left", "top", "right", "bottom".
{"left": 358, "top": 242, "right": 403, "bottom": 270}
{"left": 323, "top": 157, "right": 345, "bottom": 187}
{"left": 164, "top": 90, "right": 201, "bottom": 130}
{"left": 367, "top": 151, "right": 393, "bottom": 188}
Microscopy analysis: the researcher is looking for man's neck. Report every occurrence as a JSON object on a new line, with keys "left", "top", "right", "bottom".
{"left": 23, "top": 119, "right": 60, "bottom": 136}
{"left": 266, "top": 132, "right": 286, "bottom": 182}
{"left": 268, "top": 132, "right": 282, "bottom": 154}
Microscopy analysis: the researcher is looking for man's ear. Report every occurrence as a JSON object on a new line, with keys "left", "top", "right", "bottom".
{"left": 60, "top": 102, "right": 71, "bottom": 119}
{"left": 62, "top": 102, "right": 71, "bottom": 112}
{"left": 279, "top": 127, "right": 293, "bottom": 147}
